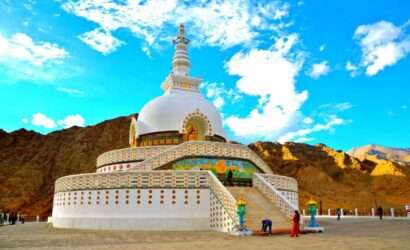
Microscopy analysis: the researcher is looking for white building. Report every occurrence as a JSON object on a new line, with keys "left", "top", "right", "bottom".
{"left": 50, "top": 24, "right": 299, "bottom": 232}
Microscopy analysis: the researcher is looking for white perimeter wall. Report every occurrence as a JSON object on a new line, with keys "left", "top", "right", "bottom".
{"left": 52, "top": 188, "right": 210, "bottom": 231}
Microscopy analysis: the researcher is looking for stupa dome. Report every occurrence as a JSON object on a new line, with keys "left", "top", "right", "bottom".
{"left": 136, "top": 89, "right": 227, "bottom": 140}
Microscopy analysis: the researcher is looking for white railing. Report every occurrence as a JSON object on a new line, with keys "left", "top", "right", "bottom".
{"left": 96, "top": 145, "right": 171, "bottom": 167}
{"left": 128, "top": 141, "right": 272, "bottom": 174}
{"left": 253, "top": 173, "right": 298, "bottom": 218}
{"left": 54, "top": 170, "right": 209, "bottom": 192}
{"left": 256, "top": 173, "right": 299, "bottom": 208}
{"left": 208, "top": 172, "right": 238, "bottom": 232}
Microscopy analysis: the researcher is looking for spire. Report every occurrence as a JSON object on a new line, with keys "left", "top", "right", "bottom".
{"left": 172, "top": 24, "right": 191, "bottom": 76}
{"left": 161, "top": 24, "right": 201, "bottom": 92}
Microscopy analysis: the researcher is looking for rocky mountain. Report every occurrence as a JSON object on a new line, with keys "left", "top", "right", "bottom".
{"left": 0, "top": 115, "right": 131, "bottom": 218}
{"left": 251, "top": 142, "right": 410, "bottom": 209}
{"left": 349, "top": 144, "right": 410, "bottom": 166}
{"left": 0, "top": 115, "right": 409, "bottom": 218}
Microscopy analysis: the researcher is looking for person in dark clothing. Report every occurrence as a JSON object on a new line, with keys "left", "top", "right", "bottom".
{"left": 377, "top": 206, "right": 383, "bottom": 220}
{"left": 261, "top": 219, "right": 272, "bottom": 235}
{"left": 336, "top": 208, "right": 341, "bottom": 220}
{"left": 10, "top": 213, "right": 16, "bottom": 225}
{"left": 227, "top": 169, "right": 233, "bottom": 186}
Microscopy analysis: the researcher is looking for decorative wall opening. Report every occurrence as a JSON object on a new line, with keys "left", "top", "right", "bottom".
{"left": 184, "top": 116, "right": 208, "bottom": 141}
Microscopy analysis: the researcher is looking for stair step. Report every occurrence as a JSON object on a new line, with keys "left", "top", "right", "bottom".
{"left": 227, "top": 186, "right": 290, "bottom": 230}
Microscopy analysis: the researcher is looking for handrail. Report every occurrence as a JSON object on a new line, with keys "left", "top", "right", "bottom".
{"left": 208, "top": 171, "right": 239, "bottom": 229}
{"left": 253, "top": 173, "right": 298, "bottom": 218}
{"left": 54, "top": 170, "right": 209, "bottom": 193}
{"left": 97, "top": 145, "right": 172, "bottom": 167}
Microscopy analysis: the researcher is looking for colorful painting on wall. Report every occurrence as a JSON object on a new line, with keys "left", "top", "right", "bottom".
{"left": 170, "top": 157, "right": 260, "bottom": 181}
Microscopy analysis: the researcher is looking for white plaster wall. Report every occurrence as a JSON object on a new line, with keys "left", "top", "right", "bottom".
{"left": 52, "top": 188, "right": 210, "bottom": 231}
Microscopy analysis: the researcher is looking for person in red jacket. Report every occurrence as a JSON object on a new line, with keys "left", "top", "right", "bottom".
{"left": 291, "top": 210, "right": 300, "bottom": 237}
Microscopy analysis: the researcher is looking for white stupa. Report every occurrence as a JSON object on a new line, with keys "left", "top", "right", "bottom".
{"left": 134, "top": 24, "right": 226, "bottom": 145}
{"left": 50, "top": 24, "right": 299, "bottom": 232}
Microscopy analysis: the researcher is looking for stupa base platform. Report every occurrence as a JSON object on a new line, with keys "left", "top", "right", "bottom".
{"left": 49, "top": 217, "right": 209, "bottom": 231}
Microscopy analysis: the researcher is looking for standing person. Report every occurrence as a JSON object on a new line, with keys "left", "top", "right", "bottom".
{"left": 227, "top": 168, "right": 233, "bottom": 186}
{"left": 336, "top": 208, "right": 341, "bottom": 220}
{"left": 290, "top": 210, "right": 300, "bottom": 237}
{"left": 10, "top": 213, "right": 16, "bottom": 225}
{"left": 377, "top": 206, "right": 383, "bottom": 220}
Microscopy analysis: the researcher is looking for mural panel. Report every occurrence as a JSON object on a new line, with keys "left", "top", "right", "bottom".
{"left": 171, "top": 157, "right": 260, "bottom": 182}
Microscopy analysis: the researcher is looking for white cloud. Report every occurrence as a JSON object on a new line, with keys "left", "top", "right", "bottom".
{"left": 0, "top": 32, "right": 68, "bottom": 82}
{"left": 61, "top": 0, "right": 290, "bottom": 53}
{"left": 319, "top": 44, "right": 326, "bottom": 52}
{"left": 317, "top": 102, "right": 354, "bottom": 116}
{"left": 294, "top": 137, "right": 313, "bottom": 143}
{"left": 224, "top": 34, "right": 308, "bottom": 139}
{"left": 0, "top": 32, "right": 67, "bottom": 66}
{"left": 350, "top": 20, "right": 410, "bottom": 76}
{"left": 79, "top": 28, "right": 124, "bottom": 55}
{"left": 21, "top": 117, "right": 29, "bottom": 124}
{"left": 309, "top": 61, "right": 329, "bottom": 79}
{"left": 303, "top": 117, "right": 314, "bottom": 125}
{"left": 335, "top": 102, "right": 354, "bottom": 111}
{"left": 345, "top": 61, "right": 359, "bottom": 77}
{"left": 57, "top": 87, "right": 85, "bottom": 97}
{"left": 28, "top": 113, "right": 85, "bottom": 129}
{"left": 57, "top": 114, "right": 85, "bottom": 128}
{"left": 278, "top": 116, "right": 346, "bottom": 143}
{"left": 31, "top": 113, "right": 56, "bottom": 129}
{"left": 201, "top": 82, "right": 242, "bottom": 109}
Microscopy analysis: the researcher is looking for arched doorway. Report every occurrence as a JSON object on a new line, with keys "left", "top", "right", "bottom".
{"left": 184, "top": 116, "right": 208, "bottom": 141}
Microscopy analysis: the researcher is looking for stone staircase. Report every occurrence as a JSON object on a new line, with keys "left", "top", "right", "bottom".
{"left": 227, "top": 186, "right": 290, "bottom": 231}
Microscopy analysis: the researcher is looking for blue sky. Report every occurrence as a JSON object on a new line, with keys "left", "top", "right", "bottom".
{"left": 0, "top": 0, "right": 409, "bottom": 150}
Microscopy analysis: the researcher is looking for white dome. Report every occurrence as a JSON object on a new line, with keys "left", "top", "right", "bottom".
{"left": 136, "top": 89, "right": 227, "bottom": 140}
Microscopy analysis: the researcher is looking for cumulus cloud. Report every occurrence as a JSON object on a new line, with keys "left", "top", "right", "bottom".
{"left": 61, "top": 0, "right": 290, "bottom": 54}
{"left": 224, "top": 34, "right": 308, "bottom": 139}
{"left": 309, "top": 61, "right": 329, "bottom": 79}
{"left": 0, "top": 32, "right": 67, "bottom": 66}
{"left": 278, "top": 115, "right": 346, "bottom": 143}
{"left": 57, "top": 114, "right": 85, "bottom": 128}
{"left": 0, "top": 32, "right": 68, "bottom": 82}
{"left": 79, "top": 28, "right": 124, "bottom": 55}
{"left": 32, "top": 113, "right": 56, "bottom": 129}
{"left": 350, "top": 20, "right": 410, "bottom": 76}
{"left": 28, "top": 113, "right": 85, "bottom": 129}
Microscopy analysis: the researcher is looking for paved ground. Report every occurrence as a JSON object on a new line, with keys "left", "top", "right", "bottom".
{"left": 0, "top": 218, "right": 409, "bottom": 250}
